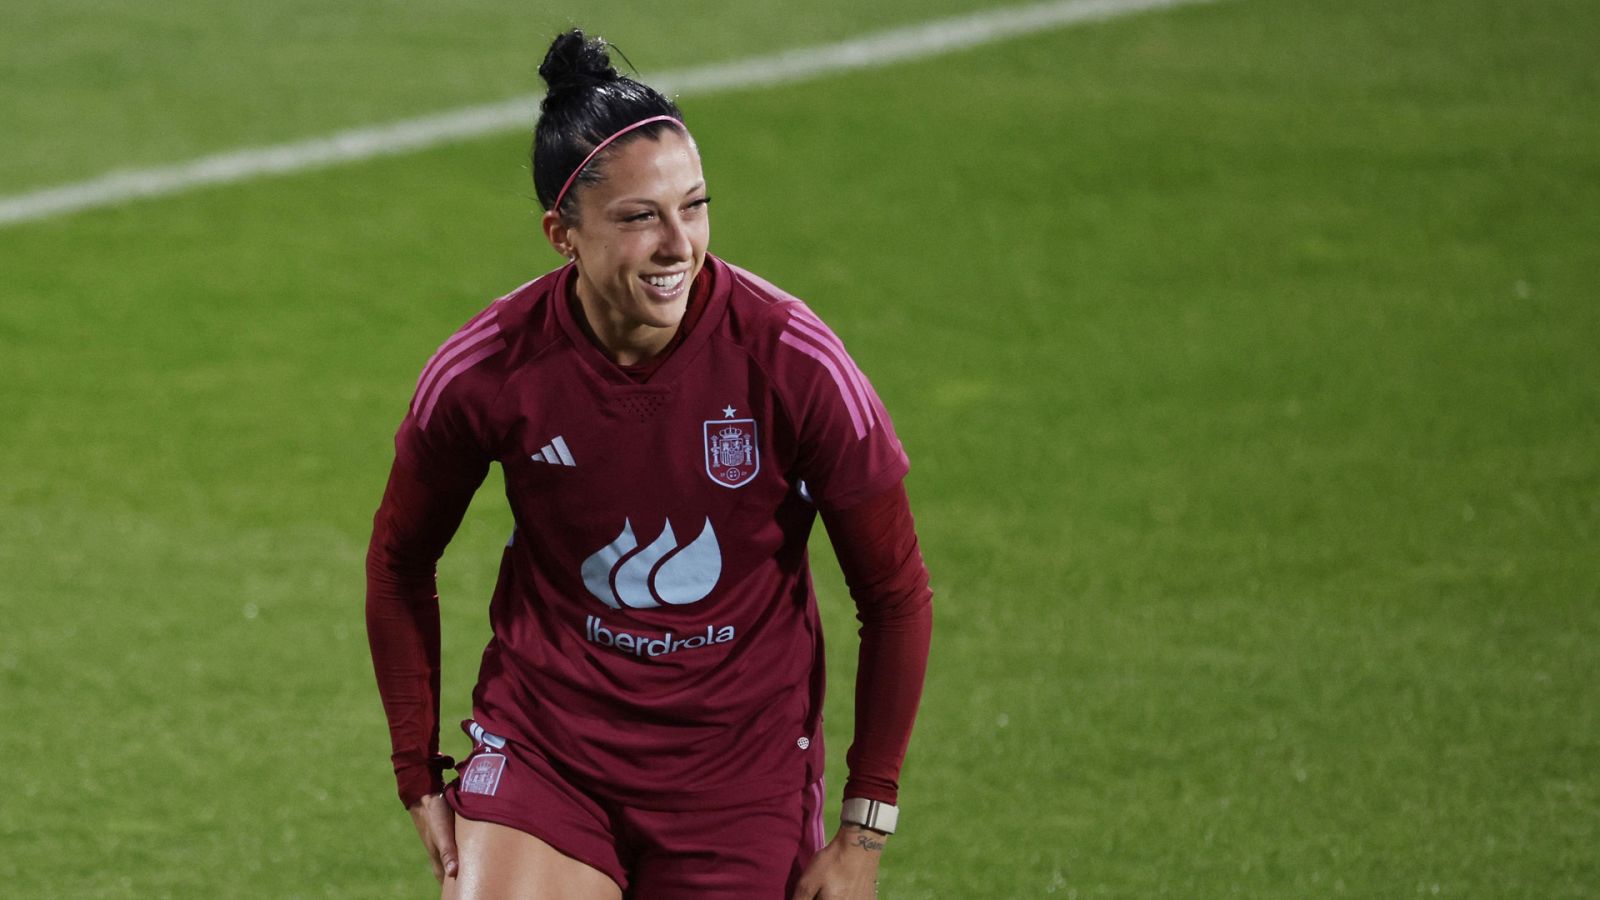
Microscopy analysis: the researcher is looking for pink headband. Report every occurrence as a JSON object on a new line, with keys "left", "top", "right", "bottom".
{"left": 552, "top": 114, "right": 687, "bottom": 213}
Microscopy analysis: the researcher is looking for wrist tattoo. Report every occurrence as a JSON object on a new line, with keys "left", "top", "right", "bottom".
{"left": 853, "top": 834, "right": 886, "bottom": 852}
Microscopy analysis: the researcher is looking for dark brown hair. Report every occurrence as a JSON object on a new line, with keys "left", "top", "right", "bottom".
{"left": 533, "top": 29, "right": 684, "bottom": 218}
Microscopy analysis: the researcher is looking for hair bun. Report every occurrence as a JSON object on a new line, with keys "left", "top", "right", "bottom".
{"left": 539, "top": 30, "right": 618, "bottom": 93}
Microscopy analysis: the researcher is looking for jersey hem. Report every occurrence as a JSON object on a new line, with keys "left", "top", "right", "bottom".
{"left": 470, "top": 712, "right": 823, "bottom": 812}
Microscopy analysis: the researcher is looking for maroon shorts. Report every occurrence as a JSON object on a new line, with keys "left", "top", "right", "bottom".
{"left": 444, "top": 723, "right": 828, "bottom": 898}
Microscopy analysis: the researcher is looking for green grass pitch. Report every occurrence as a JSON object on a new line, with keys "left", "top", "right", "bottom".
{"left": 1, "top": 0, "right": 1597, "bottom": 896}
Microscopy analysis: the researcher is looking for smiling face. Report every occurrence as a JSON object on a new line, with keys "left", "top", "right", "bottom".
{"left": 542, "top": 128, "right": 711, "bottom": 365}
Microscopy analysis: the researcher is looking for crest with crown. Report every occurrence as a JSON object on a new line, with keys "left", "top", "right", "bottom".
{"left": 703, "top": 417, "right": 759, "bottom": 489}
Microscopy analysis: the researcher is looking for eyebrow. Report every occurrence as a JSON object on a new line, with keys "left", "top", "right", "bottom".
{"left": 612, "top": 181, "right": 708, "bottom": 207}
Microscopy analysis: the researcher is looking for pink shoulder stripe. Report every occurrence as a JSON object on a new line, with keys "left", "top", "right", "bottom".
{"left": 407, "top": 280, "right": 544, "bottom": 429}
{"left": 412, "top": 320, "right": 502, "bottom": 416}
{"left": 785, "top": 313, "right": 877, "bottom": 431}
{"left": 411, "top": 284, "right": 531, "bottom": 397}
{"left": 787, "top": 308, "right": 876, "bottom": 417}
{"left": 414, "top": 309, "right": 499, "bottom": 389}
{"left": 416, "top": 337, "right": 506, "bottom": 431}
{"left": 779, "top": 332, "right": 868, "bottom": 440}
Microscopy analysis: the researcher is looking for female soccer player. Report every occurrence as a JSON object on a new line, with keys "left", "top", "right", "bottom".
{"left": 366, "top": 29, "right": 932, "bottom": 899}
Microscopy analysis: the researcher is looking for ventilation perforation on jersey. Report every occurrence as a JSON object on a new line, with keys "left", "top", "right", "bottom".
{"left": 617, "top": 392, "right": 671, "bottom": 423}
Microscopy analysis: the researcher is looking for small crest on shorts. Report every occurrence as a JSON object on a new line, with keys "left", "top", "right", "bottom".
{"left": 704, "top": 416, "right": 759, "bottom": 488}
{"left": 461, "top": 754, "right": 507, "bottom": 796}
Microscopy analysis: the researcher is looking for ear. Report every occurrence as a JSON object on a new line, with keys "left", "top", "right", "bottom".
{"left": 541, "top": 209, "right": 577, "bottom": 261}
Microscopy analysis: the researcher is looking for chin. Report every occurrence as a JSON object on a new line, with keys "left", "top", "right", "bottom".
{"left": 631, "top": 291, "right": 689, "bottom": 324}
{"left": 646, "top": 304, "right": 688, "bottom": 330}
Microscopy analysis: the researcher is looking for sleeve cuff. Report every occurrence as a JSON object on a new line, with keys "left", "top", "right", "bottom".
{"left": 395, "top": 755, "right": 453, "bottom": 808}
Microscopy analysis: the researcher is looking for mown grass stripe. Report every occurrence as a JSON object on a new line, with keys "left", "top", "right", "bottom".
{"left": 0, "top": 0, "right": 1213, "bottom": 228}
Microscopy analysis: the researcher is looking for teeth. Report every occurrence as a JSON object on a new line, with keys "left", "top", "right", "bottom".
{"left": 645, "top": 273, "right": 686, "bottom": 290}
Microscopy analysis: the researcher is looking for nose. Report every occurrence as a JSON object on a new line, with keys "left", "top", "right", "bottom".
{"left": 658, "top": 213, "right": 693, "bottom": 262}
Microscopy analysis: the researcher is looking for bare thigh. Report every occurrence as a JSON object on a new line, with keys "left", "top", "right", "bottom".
{"left": 443, "top": 815, "right": 622, "bottom": 900}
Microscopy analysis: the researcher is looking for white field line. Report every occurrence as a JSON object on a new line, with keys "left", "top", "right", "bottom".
{"left": 0, "top": 0, "right": 1212, "bottom": 228}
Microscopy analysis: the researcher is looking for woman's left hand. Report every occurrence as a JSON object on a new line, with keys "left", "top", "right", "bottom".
{"left": 790, "top": 824, "right": 887, "bottom": 899}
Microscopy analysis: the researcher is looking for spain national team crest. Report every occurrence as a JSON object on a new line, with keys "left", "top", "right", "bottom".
{"left": 704, "top": 415, "right": 759, "bottom": 489}
{"left": 460, "top": 753, "right": 506, "bottom": 796}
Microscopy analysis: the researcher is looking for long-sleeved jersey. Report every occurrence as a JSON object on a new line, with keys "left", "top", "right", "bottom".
{"left": 367, "top": 255, "right": 932, "bottom": 811}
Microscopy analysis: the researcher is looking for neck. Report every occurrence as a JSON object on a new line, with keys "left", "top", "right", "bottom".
{"left": 572, "top": 278, "right": 678, "bottom": 366}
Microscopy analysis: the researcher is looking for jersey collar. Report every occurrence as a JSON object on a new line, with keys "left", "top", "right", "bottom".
{"left": 553, "top": 254, "right": 733, "bottom": 388}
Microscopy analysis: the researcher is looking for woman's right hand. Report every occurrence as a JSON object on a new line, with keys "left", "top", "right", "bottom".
{"left": 408, "top": 793, "right": 460, "bottom": 883}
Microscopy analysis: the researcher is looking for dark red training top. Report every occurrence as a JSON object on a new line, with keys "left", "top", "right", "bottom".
{"left": 366, "top": 255, "right": 932, "bottom": 811}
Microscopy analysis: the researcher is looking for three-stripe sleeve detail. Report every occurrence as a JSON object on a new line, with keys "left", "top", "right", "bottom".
{"left": 779, "top": 308, "right": 878, "bottom": 441}
{"left": 412, "top": 308, "right": 506, "bottom": 431}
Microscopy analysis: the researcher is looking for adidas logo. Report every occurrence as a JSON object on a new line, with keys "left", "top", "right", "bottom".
{"left": 530, "top": 435, "right": 576, "bottom": 466}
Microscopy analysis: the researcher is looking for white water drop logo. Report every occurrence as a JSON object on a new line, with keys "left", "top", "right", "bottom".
{"left": 581, "top": 518, "right": 722, "bottom": 609}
